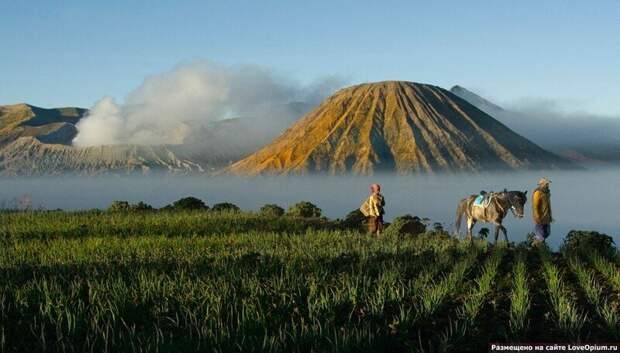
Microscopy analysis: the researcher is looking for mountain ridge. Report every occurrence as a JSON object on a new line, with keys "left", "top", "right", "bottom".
{"left": 0, "top": 136, "right": 205, "bottom": 176}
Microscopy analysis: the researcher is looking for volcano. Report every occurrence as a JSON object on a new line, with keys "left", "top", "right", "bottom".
{"left": 227, "top": 81, "right": 571, "bottom": 175}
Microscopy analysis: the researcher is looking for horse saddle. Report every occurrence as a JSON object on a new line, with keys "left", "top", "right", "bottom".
{"left": 473, "top": 193, "right": 493, "bottom": 208}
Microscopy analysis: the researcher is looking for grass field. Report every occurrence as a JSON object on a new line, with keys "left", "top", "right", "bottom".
{"left": 0, "top": 210, "right": 619, "bottom": 352}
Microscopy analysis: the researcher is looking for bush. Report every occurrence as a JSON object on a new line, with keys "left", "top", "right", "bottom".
{"left": 107, "top": 201, "right": 131, "bottom": 212}
{"left": 287, "top": 201, "right": 322, "bottom": 218}
{"left": 107, "top": 201, "right": 154, "bottom": 212}
{"left": 384, "top": 214, "right": 426, "bottom": 238}
{"left": 167, "top": 197, "right": 209, "bottom": 211}
{"left": 211, "top": 202, "right": 241, "bottom": 213}
{"left": 560, "top": 230, "right": 617, "bottom": 259}
{"left": 432, "top": 222, "right": 444, "bottom": 232}
{"left": 260, "top": 204, "right": 285, "bottom": 217}
{"left": 132, "top": 201, "right": 154, "bottom": 211}
{"left": 108, "top": 201, "right": 154, "bottom": 212}
{"left": 340, "top": 209, "right": 367, "bottom": 231}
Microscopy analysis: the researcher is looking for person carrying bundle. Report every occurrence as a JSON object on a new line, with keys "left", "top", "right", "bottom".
{"left": 360, "top": 183, "right": 385, "bottom": 236}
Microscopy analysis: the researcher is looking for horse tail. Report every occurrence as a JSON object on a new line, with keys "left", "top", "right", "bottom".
{"left": 455, "top": 199, "right": 467, "bottom": 235}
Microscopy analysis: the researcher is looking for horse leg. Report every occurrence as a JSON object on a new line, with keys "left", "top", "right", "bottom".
{"left": 466, "top": 218, "right": 476, "bottom": 241}
{"left": 494, "top": 225, "right": 500, "bottom": 244}
{"left": 501, "top": 225, "right": 508, "bottom": 243}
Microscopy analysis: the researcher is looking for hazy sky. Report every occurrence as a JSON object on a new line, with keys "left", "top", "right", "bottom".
{"left": 1, "top": 0, "right": 619, "bottom": 115}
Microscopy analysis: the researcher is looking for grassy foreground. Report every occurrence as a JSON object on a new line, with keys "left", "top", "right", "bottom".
{"left": 0, "top": 211, "right": 619, "bottom": 352}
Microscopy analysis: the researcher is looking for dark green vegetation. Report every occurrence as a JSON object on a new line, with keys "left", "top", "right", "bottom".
{"left": 0, "top": 207, "right": 618, "bottom": 353}
{"left": 286, "top": 201, "right": 323, "bottom": 218}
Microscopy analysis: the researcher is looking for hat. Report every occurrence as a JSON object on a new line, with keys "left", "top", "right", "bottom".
{"left": 538, "top": 177, "right": 551, "bottom": 186}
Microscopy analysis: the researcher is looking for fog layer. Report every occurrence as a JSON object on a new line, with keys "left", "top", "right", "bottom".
{"left": 1, "top": 170, "right": 617, "bottom": 248}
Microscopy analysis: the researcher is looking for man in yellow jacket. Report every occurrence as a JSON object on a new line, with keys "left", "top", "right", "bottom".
{"left": 532, "top": 178, "right": 553, "bottom": 246}
{"left": 360, "top": 183, "right": 385, "bottom": 236}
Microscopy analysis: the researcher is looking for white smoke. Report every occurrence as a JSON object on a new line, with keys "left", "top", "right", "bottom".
{"left": 73, "top": 62, "right": 344, "bottom": 147}
{"left": 72, "top": 97, "right": 125, "bottom": 146}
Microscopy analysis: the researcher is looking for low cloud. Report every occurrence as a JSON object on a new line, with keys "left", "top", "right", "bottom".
{"left": 501, "top": 98, "right": 620, "bottom": 149}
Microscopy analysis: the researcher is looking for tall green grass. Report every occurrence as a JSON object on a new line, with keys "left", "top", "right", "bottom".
{"left": 459, "top": 247, "right": 503, "bottom": 323}
{"left": 0, "top": 210, "right": 335, "bottom": 241}
{"left": 1, "top": 210, "right": 619, "bottom": 352}
{"left": 0, "top": 225, "right": 462, "bottom": 353}
{"left": 589, "top": 252, "right": 620, "bottom": 291}
{"left": 509, "top": 251, "right": 530, "bottom": 336}
{"left": 539, "top": 249, "right": 587, "bottom": 336}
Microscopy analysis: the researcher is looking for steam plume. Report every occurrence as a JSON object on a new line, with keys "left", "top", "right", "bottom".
{"left": 73, "top": 62, "right": 344, "bottom": 147}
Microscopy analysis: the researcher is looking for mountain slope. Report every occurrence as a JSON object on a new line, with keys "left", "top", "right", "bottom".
{"left": 0, "top": 137, "right": 204, "bottom": 176}
{"left": 0, "top": 103, "right": 87, "bottom": 146}
{"left": 227, "top": 81, "right": 571, "bottom": 175}
{"left": 450, "top": 86, "right": 504, "bottom": 114}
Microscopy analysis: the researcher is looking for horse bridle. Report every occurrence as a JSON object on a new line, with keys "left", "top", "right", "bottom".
{"left": 507, "top": 192, "right": 524, "bottom": 217}
{"left": 497, "top": 192, "right": 522, "bottom": 217}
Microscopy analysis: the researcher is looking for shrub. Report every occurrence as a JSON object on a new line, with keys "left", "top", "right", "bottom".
{"left": 107, "top": 201, "right": 154, "bottom": 212}
{"left": 132, "top": 201, "right": 154, "bottom": 211}
{"left": 384, "top": 214, "right": 426, "bottom": 238}
{"left": 287, "top": 201, "right": 322, "bottom": 218}
{"left": 260, "top": 204, "right": 285, "bottom": 217}
{"left": 340, "top": 209, "right": 367, "bottom": 231}
{"left": 560, "top": 230, "right": 616, "bottom": 259}
{"left": 167, "top": 197, "right": 209, "bottom": 211}
{"left": 211, "top": 202, "right": 241, "bottom": 213}
{"left": 107, "top": 201, "right": 131, "bottom": 212}
{"left": 432, "top": 222, "right": 444, "bottom": 232}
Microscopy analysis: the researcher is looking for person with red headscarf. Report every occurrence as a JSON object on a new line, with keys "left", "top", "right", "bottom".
{"left": 360, "top": 183, "right": 385, "bottom": 236}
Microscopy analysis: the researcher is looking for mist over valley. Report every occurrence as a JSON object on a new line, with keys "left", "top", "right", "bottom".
{"left": 2, "top": 169, "right": 617, "bottom": 248}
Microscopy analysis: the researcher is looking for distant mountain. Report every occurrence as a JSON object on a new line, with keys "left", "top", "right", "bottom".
{"left": 0, "top": 103, "right": 202, "bottom": 175}
{"left": 0, "top": 102, "right": 311, "bottom": 176}
{"left": 227, "top": 81, "right": 572, "bottom": 175}
{"left": 450, "top": 86, "right": 620, "bottom": 164}
{"left": 0, "top": 137, "right": 205, "bottom": 176}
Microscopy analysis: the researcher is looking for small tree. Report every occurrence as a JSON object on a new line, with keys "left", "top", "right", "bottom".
{"left": 478, "top": 227, "right": 490, "bottom": 239}
{"left": 211, "top": 202, "right": 241, "bottom": 213}
{"left": 168, "top": 197, "right": 208, "bottom": 211}
{"left": 260, "top": 204, "right": 285, "bottom": 217}
{"left": 286, "top": 201, "right": 322, "bottom": 218}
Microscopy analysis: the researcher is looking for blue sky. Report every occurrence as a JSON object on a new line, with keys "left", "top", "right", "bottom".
{"left": 1, "top": 0, "right": 619, "bottom": 115}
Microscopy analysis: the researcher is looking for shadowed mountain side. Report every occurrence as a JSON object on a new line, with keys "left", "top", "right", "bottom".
{"left": 0, "top": 103, "right": 87, "bottom": 146}
{"left": 227, "top": 81, "right": 572, "bottom": 175}
{"left": 450, "top": 85, "right": 504, "bottom": 114}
